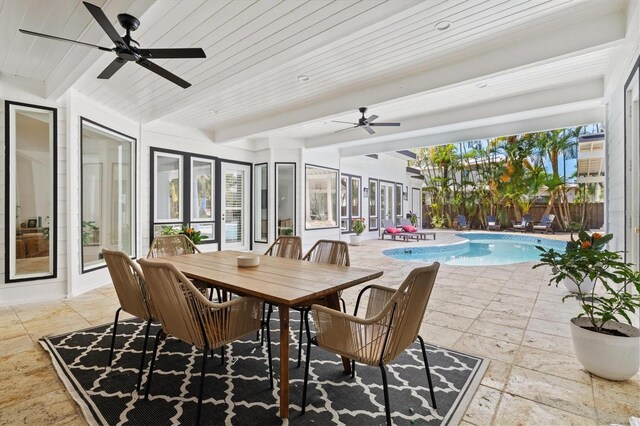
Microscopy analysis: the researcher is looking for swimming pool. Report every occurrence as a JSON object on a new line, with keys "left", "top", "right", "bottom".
{"left": 383, "top": 233, "right": 567, "bottom": 266}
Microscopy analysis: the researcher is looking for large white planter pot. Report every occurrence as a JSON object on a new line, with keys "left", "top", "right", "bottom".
{"left": 563, "top": 277, "right": 596, "bottom": 294}
{"left": 570, "top": 317, "right": 640, "bottom": 381}
{"left": 349, "top": 235, "right": 363, "bottom": 246}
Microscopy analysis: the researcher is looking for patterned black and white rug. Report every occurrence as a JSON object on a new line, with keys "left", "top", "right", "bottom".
{"left": 41, "top": 312, "right": 487, "bottom": 425}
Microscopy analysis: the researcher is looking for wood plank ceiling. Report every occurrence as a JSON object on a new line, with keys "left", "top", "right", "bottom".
{"left": 0, "top": 0, "right": 628, "bottom": 149}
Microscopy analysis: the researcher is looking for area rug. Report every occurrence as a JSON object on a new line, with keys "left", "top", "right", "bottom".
{"left": 41, "top": 311, "right": 487, "bottom": 425}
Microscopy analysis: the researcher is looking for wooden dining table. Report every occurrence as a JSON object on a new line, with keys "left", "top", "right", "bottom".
{"left": 153, "top": 250, "right": 383, "bottom": 419}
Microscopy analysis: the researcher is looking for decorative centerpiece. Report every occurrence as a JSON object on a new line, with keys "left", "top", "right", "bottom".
{"left": 350, "top": 218, "right": 366, "bottom": 246}
{"left": 534, "top": 231, "right": 640, "bottom": 381}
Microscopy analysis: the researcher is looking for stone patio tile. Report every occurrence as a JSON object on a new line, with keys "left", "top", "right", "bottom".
{"left": 453, "top": 333, "right": 519, "bottom": 364}
{"left": 513, "top": 346, "right": 591, "bottom": 385}
{"left": 467, "top": 319, "right": 525, "bottom": 344}
{"left": 505, "top": 366, "right": 596, "bottom": 419}
{"left": 522, "top": 330, "right": 575, "bottom": 356}
{"left": 493, "top": 392, "right": 597, "bottom": 426}
{"left": 462, "top": 385, "right": 501, "bottom": 425}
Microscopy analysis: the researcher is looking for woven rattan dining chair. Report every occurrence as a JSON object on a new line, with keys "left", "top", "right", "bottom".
{"left": 102, "top": 248, "right": 156, "bottom": 392}
{"left": 264, "top": 235, "right": 303, "bottom": 260}
{"left": 294, "top": 239, "right": 350, "bottom": 366}
{"left": 147, "top": 234, "right": 219, "bottom": 300}
{"left": 138, "top": 258, "right": 273, "bottom": 426}
{"left": 260, "top": 236, "right": 303, "bottom": 343}
{"left": 301, "top": 263, "right": 440, "bottom": 426}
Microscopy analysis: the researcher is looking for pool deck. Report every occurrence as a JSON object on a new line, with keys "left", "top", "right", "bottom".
{"left": 0, "top": 229, "right": 637, "bottom": 425}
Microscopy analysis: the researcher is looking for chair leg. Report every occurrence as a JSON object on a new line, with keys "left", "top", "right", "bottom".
{"left": 351, "top": 360, "right": 356, "bottom": 379}
{"left": 220, "top": 345, "right": 225, "bottom": 366}
{"left": 340, "top": 297, "right": 347, "bottom": 313}
{"left": 301, "top": 311, "right": 313, "bottom": 415}
{"left": 136, "top": 318, "right": 153, "bottom": 392}
{"left": 265, "top": 308, "right": 274, "bottom": 389}
{"left": 379, "top": 363, "right": 392, "bottom": 426}
{"left": 145, "top": 329, "right": 164, "bottom": 400}
{"left": 107, "top": 307, "right": 122, "bottom": 366}
{"left": 297, "top": 309, "right": 306, "bottom": 368}
{"left": 417, "top": 335, "right": 437, "bottom": 409}
{"left": 195, "top": 345, "right": 209, "bottom": 426}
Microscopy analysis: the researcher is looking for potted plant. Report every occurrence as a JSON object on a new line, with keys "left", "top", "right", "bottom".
{"left": 534, "top": 231, "right": 640, "bottom": 381}
{"left": 350, "top": 218, "right": 366, "bottom": 246}
{"left": 180, "top": 224, "right": 204, "bottom": 244}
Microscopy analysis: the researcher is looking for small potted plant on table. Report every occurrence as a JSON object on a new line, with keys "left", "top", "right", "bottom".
{"left": 534, "top": 231, "right": 640, "bottom": 381}
{"left": 350, "top": 218, "right": 366, "bottom": 246}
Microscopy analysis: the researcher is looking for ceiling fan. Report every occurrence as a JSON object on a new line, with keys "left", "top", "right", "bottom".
{"left": 332, "top": 107, "right": 401, "bottom": 135}
{"left": 19, "top": 1, "right": 206, "bottom": 89}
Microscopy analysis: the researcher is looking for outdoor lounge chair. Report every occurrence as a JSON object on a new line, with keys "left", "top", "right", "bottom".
{"left": 486, "top": 215, "right": 501, "bottom": 231}
{"left": 457, "top": 215, "right": 470, "bottom": 230}
{"left": 533, "top": 214, "right": 555, "bottom": 234}
{"left": 381, "top": 219, "right": 421, "bottom": 241}
{"left": 301, "top": 263, "right": 440, "bottom": 426}
{"left": 399, "top": 218, "right": 436, "bottom": 240}
{"left": 512, "top": 214, "right": 533, "bottom": 232}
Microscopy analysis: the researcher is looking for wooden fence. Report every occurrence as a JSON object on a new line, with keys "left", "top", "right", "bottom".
{"left": 421, "top": 202, "right": 604, "bottom": 231}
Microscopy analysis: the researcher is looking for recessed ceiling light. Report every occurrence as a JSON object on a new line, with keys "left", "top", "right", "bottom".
{"left": 209, "top": 109, "right": 218, "bottom": 114}
{"left": 435, "top": 21, "right": 451, "bottom": 31}
{"left": 298, "top": 75, "right": 310, "bottom": 82}
{"left": 476, "top": 82, "right": 487, "bottom": 88}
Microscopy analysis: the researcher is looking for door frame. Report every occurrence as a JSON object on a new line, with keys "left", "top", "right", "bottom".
{"left": 219, "top": 160, "right": 253, "bottom": 251}
{"left": 411, "top": 187, "right": 422, "bottom": 227}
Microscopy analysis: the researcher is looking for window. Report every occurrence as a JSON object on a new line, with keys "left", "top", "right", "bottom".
{"left": 275, "top": 163, "right": 296, "bottom": 236}
{"left": 151, "top": 148, "right": 216, "bottom": 242}
{"left": 368, "top": 179, "right": 379, "bottom": 230}
{"left": 5, "top": 101, "right": 57, "bottom": 282}
{"left": 340, "top": 173, "right": 361, "bottom": 233}
{"left": 305, "top": 165, "right": 338, "bottom": 229}
{"left": 81, "top": 118, "right": 135, "bottom": 272}
{"left": 395, "top": 182, "right": 403, "bottom": 224}
{"left": 254, "top": 163, "right": 268, "bottom": 242}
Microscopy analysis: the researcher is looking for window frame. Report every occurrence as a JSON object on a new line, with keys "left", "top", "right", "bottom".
{"left": 275, "top": 162, "right": 296, "bottom": 237}
{"left": 149, "top": 147, "right": 217, "bottom": 245}
{"left": 304, "top": 164, "right": 339, "bottom": 230}
{"left": 368, "top": 178, "right": 379, "bottom": 231}
{"left": 340, "top": 173, "right": 362, "bottom": 234}
{"left": 80, "top": 117, "right": 136, "bottom": 273}
{"left": 254, "top": 162, "right": 269, "bottom": 243}
{"left": 4, "top": 101, "right": 58, "bottom": 283}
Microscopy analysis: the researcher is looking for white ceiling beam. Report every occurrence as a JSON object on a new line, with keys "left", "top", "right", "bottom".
{"left": 212, "top": 9, "right": 625, "bottom": 144}
{"left": 306, "top": 78, "right": 604, "bottom": 149}
{"left": 339, "top": 105, "right": 604, "bottom": 158}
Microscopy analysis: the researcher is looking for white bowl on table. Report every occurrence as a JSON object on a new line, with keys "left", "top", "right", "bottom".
{"left": 237, "top": 255, "right": 260, "bottom": 268}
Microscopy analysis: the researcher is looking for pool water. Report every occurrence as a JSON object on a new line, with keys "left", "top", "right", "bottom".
{"left": 383, "top": 234, "right": 566, "bottom": 266}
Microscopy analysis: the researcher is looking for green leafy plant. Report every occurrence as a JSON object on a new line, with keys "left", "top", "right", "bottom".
{"left": 82, "top": 221, "right": 99, "bottom": 245}
{"left": 431, "top": 215, "right": 444, "bottom": 229}
{"left": 280, "top": 227, "right": 293, "bottom": 236}
{"left": 161, "top": 226, "right": 179, "bottom": 236}
{"left": 180, "top": 224, "right": 203, "bottom": 244}
{"left": 352, "top": 218, "right": 366, "bottom": 235}
{"left": 534, "top": 231, "right": 640, "bottom": 334}
{"left": 407, "top": 212, "right": 418, "bottom": 226}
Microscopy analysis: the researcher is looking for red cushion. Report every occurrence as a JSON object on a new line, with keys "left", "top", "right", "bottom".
{"left": 402, "top": 225, "right": 417, "bottom": 232}
{"left": 386, "top": 227, "right": 403, "bottom": 234}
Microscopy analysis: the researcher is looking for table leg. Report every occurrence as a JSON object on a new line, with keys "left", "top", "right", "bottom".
{"left": 325, "top": 293, "right": 352, "bottom": 374}
{"left": 279, "top": 306, "right": 290, "bottom": 419}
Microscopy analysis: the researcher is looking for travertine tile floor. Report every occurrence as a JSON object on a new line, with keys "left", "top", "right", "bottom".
{"left": 1, "top": 231, "right": 638, "bottom": 425}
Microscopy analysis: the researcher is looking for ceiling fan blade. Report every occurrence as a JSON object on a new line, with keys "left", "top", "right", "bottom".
{"left": 363, "top": 126, "right": 375, "bottom": 135}
{"left": 19, "top": 29, "right": 112, "bottom": 51}
{"left": 137, "top": 59, "right": 191, "bottom": 88}
{"left": 334, "top": 126, "right": 358, "bottom": 134}
{"left": 367, "top": 115, "right": 379, "bottom": 123}
{"left": 331, "top": 120, "right": 358, "bottom": 125}
{"left": 368, "top": 122, "right": 401, "bottom": 126}
{"left": 97, "top": 58, "right": 127, "bottom": 79}
{"left": 83, "top": 1, "right": 127, "bottom": 49}
{"left": 140, "top": 48, "right": 206, "bottom": 59}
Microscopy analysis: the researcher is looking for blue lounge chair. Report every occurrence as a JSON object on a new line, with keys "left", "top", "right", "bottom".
{"left": 486, "top": 215, "right": 500, "bottom": 231}
{"left": 533, "top": 214, "right": 555, "bottom": 234}
{"left": 457, "top": 215, "right": 469, "bottom": 230}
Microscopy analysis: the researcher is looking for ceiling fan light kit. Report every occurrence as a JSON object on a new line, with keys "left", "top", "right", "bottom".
{"left": 332, "top": 107, "right": 401, "bottom": 134}
{"left": 19, "top": 1, "right": 206, "bottom": 89}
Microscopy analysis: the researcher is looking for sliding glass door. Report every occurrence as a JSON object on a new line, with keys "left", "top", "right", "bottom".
{"left": 221, "top": 162, "right": 251, "bottom": 250}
